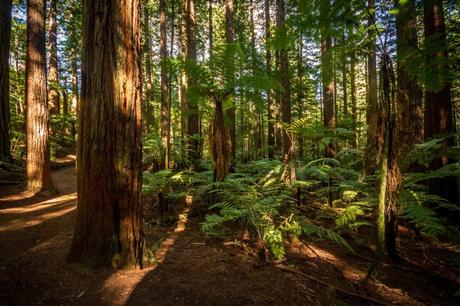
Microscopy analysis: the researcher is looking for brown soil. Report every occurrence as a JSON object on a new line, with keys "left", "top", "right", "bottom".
{"left": 0, "top": 159, "right": 459, "bottom": 306}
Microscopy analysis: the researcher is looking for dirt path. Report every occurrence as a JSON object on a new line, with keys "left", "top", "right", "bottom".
{"left": 0, "top": 163, "right": 458, "bottom": 305}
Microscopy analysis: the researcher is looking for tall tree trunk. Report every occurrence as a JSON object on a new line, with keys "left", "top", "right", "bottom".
{"left": 160, "top": 0, "right": 170, "bottom": 169}
{"left": 350, "top": 33, "right": 357, "bottom": 149}
{"left": 368, "top": 52, "right": 399, "bottom": 278}
{"left": 423, "top": 0, "right": 457, "bottom": 204}
{"left": 395, "top": 0, "right": 423, "bottom": 169}
{"left": 0, "top": 0, "right": 12, "bottom": 161}
{"left": 26, "top": 0, "right": 54, "bottom": 193}
{"left": 276, "top": 0, "right": 292, "bottom": 166}
{"left": 70, "top": 48, "right": 79, "bottom": 114}
{"left": 179, "top": 0, "right": 187, "bottom": 168}
{"left": 142, "top": 0, "right": 155, "bottom": 131}
{"left": 320, "top": 0, "right": 335, "bottom": 158}
{"left": 47, "top": 0, "right": 59, "bottom": 115}
{"left": 265, "top": 0, "right": 275, "bottom": 159}
{"left": 67, "top": 0, "right": 143, "bottom": 269}
{"left": 186, "top": 0, "right": 199, "bottom": 169}
{"left": 225, "top": 0, "right": 236, "bottom": 163}
{"left": 365, "top": 0, "right": 379, "bottom": 174}
{"left": 250, "top": 0, "right": 262, "bottom": 158}
{"left": 297, "top": 35, "right": 304, "bottom": 159}
{"left": 341, "top": 27, "right": 348, "bottom": 117}
{"left": 208, "top": 0, "right": 213, "bottom": 59}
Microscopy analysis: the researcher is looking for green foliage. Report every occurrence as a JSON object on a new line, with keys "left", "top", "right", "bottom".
{"left": 143, "top": 130, "right": 161, "bottom": 165}
{"left": 335, "top": 201, "right": 373, "bottom": 230}
{"left": 400, "top": 190, "right": 447, "bottom": 237}
{"left": 201, "top": 162, "right": 352, "bottom": 259}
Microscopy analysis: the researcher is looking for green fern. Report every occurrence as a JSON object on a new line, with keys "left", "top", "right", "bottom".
{"left": 335, "top": 201, "right": 373, "bottom": 230}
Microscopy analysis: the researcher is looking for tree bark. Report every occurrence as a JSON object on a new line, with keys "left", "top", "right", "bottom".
{"left": 341, "top": 27, "right": 348, "bottom": 117}
{"left": 225, "top": 0, "right": 236, "bottom": 163}
{"left": 186, "top": 0, "right": 200, "bottom": 169}
{"left": 297, "top": 35, "right": 304, "bottom": 159}
{"left": 47, "top": 0, "right": 59, "bottom": 115}
{"left": 276, "top": 0, "right": 292, "bottom": 164}
{"left": 70, "top": 48, "right": 79, "bottom": 114}
{"left": 26, "top": 0, "right": 54, "bottom": 193}
{"left": 208, "top": 0, "right": 213, "bottom": 59}
{"left": 67, "top": 0, "right": 143, "bottom": 269}
{"left": 0, "top": 0, "right": 12, "bottom": 161}
{"left": 364, "top": 0, "right": 379, "bottom": 174}
{"left": 160, "top": 0, "right": 170, "bottom": 169}
{"left": 210, "top": 94, "right": 232, "bottom": 182}
{"left": 395, "top": 0, "right": 423, "bottom": 168}
{"left": 250, "top": 0, "right": 262, "bottom": 158}
{"left": 349, "top": 27, "right": 357, "bottom": 148}
{"left": 423, "top": 0, "right": 457, "bottom": 204}
{"left": 142, "top": 0, "right": 155, "bottom": 131}
{"left": 265, "top": 0, "right": 275, "bottom": 159}
{"left": 179, "top": 0, "right": 187, "bottom": 168}
{"left": 320, "top": 0, "right": 335, "bottom": 158}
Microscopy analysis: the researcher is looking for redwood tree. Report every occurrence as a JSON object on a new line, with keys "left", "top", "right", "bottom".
{"left": 225, "top": 0, "right": 236, "bottom": 162}
{"left": 160, "top": 0, "right": 170, "bottom": 169}
{"left": 276, "top": 0, "right": 292, "bottom": 163}
{"left": 186, "top": 0, "right": 200, "bottom": 169}
{"left": 47, "top": 0, "right": 59, "bottom": 114}
{"left": 25, "top": 0, "right": 54, "bottom": 193}
{"left": 320, "top": 0, "right": 335, "bottom": 158}
{"left": 67, "top": 0, "right": 144, "bottom": 269}
{"left": 265, "top": 0, "right": 275, "bottom": 159}
{"left": 364, "top": 0, "right": 379, "bottom": 174}
{"left": 395, "top": 0, "right": 423, "bottom": 166}
{"left": 0, "top": 0, "right": 12, "bottom": 161}
{"left": 423, "top": 0, "right": 457, "bottom": 204}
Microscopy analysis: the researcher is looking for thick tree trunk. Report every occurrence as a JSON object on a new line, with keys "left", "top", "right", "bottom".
{"left": 26, "top": 0, "right": 54, "bottom": 193}
{"left": 186, "top": 0, "right": 200, "bottom": 169}
{"left": 423, "top": 0, "right": 457, "bottom": 204}
{"left": 265, "top": 0, "right": 275, "bottom": 159}
{"left": 276, "top": 0, "right": 292, "bottom": 164}
{"left": 160, "top": 0, "right": 170, "bottom": 169}
{"left": 320, "top": 0, "right": 335, "bottom": 158}
{"left": 210, "top": 95, "right": 232, "bottom": 182}
{"left": 395, "top": 0, "right": 423, "bottom": 169}
{"left": 365, "top": 0, "right": 379, "bottom": 174}
{"left": 179, "top": 0, "right": 187, "bottom": 168}
{"left": 67, "top": 0, "right": 143, "bottom": 269}
{"left": 0, "top": 0, "right": 12, "bottom": 161}
{"left": 225, "top": 0, "right": 236, "bottom": 163}
{"left": 47, "top": 0, "right": 59, "bottom": 115}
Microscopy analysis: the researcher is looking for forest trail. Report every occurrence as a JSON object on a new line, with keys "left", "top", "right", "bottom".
{"left": 0, "top": 160, "right": 457, "bottom": 305}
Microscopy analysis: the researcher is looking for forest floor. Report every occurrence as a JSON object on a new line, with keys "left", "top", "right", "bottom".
{"left": 0, "top": 158, "right": 459, "bottom": 306}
